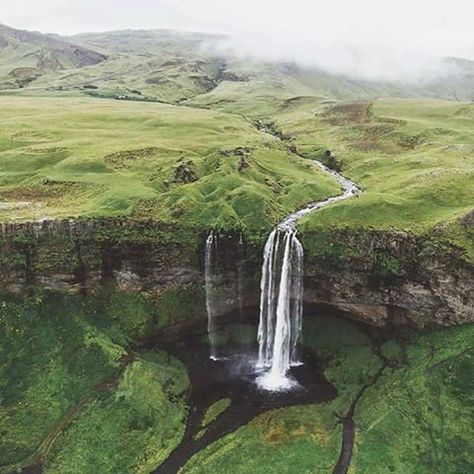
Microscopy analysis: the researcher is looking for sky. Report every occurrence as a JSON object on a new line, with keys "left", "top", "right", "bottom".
{"left": 2, "top": 0, "right": 474, "bottom": 81}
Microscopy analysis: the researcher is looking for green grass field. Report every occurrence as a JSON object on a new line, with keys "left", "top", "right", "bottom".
{"left": 180, "top": 318, "right": 474, "bottom": 474}
{"left": 1, "top": 95, "right": 472, "bottom": 255}
{"left": 268, "top": 98, "right": 474, "bottom": 232}
{"left": 353, "top": 326, "right": 474, "bottom": 474}
{"left": 0, "top": 96, "right": 339, "bottom": 234}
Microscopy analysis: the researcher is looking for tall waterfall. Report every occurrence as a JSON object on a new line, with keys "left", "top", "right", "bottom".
{"left": 237, "top": 233, "right": 245, "bottom": 318}
{"left": 205, "top": 231, "right": 219, "bottom": 360}
{"left": 256, "top": 160, "right": 360, "bottom": 391}
{"left": 257, "top": 225, "right": 304, "bottom": 391}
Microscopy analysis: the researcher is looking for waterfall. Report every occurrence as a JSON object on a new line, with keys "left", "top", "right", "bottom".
{"left": 205, "top": 231, "right": 219, "bottom": 360}
{"left": 256, "top": 159, "right": 360, "bottom": 391}
{"left": 257, "top": 225, "right": 304, "bottom": 391}
{"left": 237, "top": 233, "right": 245, "bottom": 318}
{"left": 201, "top": 154, "right": 359, "bottom": 387}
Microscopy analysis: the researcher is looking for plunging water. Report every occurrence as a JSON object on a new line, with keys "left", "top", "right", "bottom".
{"left": 257, "top": 226, "right": 304, "bottom": 390}
{"left": 203, "top": 159, "right": 359, "bottom": 387}
{"left": 257, "top": 160, "right": 360, "bottom": 391}
{"left": 237, "top": 233, "right": 245, "bottom": 318}
{"left": 205, "top": 231, "right": 219, "bottom": 360}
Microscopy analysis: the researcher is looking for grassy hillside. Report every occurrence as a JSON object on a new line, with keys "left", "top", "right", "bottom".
{"left": 261, "top": 98, "right": 474, "bottom": 255}
{"left": 181, "top": 318, "right": 474, "bottom": 474}
{"left": 27, "top": 29, "right": 226, "bottom": 103}
{"left": 353, "top": 325, "right": 474, "bottom": 473}
{"left": 0, "top": 24, "right": 106, "bottom": 90}
{"left": 0, "top": 291, "right": 189, "bottom": 474}
{"left": 1, "top": 27, "right": 473, "bottom": 105}
{"left": 0, "top": 96, "right": 340, "bottom": 234}
{"left": 0, "top": 94, "right": 472, "bottom": 255}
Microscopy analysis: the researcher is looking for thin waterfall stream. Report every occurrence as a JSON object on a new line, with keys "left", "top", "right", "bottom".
{"left": 256, "top": 160, "right": 360, "bottom": 391}
{"left": 205, "top": 231, "right": 219, "bottom": 360}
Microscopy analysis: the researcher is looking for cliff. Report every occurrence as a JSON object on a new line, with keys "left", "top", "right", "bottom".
{"left": 0, "top": 218, "right": 472, "bottom": 329}
{"left": 302, "top": 228, "right": 474, "bottom": 327}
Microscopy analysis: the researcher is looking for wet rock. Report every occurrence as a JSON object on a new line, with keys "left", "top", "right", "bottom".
{"left": 462, "top": 209, "right": 474, "bottom": 227}
{"left": 174, "top": 161, "right": 198, "bottom": 184}
{"left": 324, "top": 149, "right": 343, "bottom": 172}
{"left": 0, "top": 219, "right": 472, "bottom": 329}
{"left": 114, "top": 269, "right": 143, "bottom": 291}
{"left": 221, "top": 71, "right": 249, "bottom": 82}
{"left": 302, "top": 229, "right": 474, "bottom": 327}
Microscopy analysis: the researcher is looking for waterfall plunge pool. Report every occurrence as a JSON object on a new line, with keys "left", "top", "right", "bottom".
{"left": 148, "top": 305, "right": 396, "bottom": 473}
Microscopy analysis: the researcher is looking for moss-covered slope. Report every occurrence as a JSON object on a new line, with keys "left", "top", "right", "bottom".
{"left": 0, "top": 291, "right": 189, "bottom": 474}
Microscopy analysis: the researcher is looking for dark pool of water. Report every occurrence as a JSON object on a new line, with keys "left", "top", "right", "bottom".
{"left": 152, "top": 311, "right": 338, "bottom": 474}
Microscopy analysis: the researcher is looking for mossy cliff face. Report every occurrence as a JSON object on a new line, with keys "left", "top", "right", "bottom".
{"left": 0, "top": 219, "right": 262, "bottom": 330}
{"left": 0, "top": 219, "right": 197, "bottom": 293}
{"left": 301, "top": 228, "right": 474, "bottom": 327}
{"left": 0, "top": 218, "right": 472, "bottom": 329}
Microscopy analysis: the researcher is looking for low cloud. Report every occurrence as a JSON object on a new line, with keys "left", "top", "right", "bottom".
{"left": 212, "top": 34, "right": 460, "bottom": 83}
{"left": 3, "top": 0, "right": 474, "bottom": 82}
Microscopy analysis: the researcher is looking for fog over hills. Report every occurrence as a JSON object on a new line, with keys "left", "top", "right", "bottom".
{"left": 0, "top": 23, "right": 473, "bottom": 103}
{"left": 3, "top": 0, "right": 474, "bottom": 79}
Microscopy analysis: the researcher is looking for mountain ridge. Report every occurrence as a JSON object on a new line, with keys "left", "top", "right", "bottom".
{"left": 0, "top": 23, "right": 107, "bottom": 89}
{"left": 0, "top": 24, "right": 473, "bottom": 103}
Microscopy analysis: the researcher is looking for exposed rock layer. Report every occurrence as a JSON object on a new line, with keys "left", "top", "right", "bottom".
{"left": 302, "top": 229, "right": 474, "bottom": 327}
{"left": 0, "top": 219, "right": 472, "bottom": 328}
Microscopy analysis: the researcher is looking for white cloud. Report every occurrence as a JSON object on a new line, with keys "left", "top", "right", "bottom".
{"left": 2, "top": 0, "right": 474, "bottom": 81}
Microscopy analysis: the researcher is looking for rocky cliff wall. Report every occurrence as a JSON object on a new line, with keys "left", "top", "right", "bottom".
{"left": 0, "top": 219, "right": 472, "bottom": 329}
{"left": 302, "top": 228, "right": 474, "bottom": 327}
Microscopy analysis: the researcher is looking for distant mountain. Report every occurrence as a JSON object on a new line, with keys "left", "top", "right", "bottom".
{"left": 0, "top": 24, "right": 107, "bottom": 89}
{"left": 60, "top": 29, "right": 474, "bottom": 105}
{"left": 61, "top": 29, "right": 230, "bottom": 102}
{"left": 0, "top": 25, "right": 472, "bottom": 104}
{"left": 67, "top": 28, "right": 224, "bottom": 55}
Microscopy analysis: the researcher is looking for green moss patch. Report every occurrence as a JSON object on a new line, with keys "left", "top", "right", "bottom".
{"left": 44, "top": 353, "right": 189, "bottom": 474}
{"left": 0, "top": 291, "right": 190, "bottom": 474}
{"left": 182, "top": 405, "right": 341, "bottom": 474}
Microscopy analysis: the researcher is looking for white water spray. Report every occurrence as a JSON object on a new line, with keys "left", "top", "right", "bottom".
{"left": 257, "top": 160, "right": 359, "bottom": 391}
{"left": 257, "top": 226, "right": 304, "bottom": 390}
{"left": 237, "top": 233, "right": 245, "bottom": 318}
{"left": 205, "top": 231, "right": 219, "bottom": 360}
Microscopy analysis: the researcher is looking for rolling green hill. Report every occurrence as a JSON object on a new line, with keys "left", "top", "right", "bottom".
{"left": 1, "top": 26, "right": 473, "bottom": 105}
{"left": 0, "top": 24, "right": 472, "bottom": 253}
{"left": 0, "top": 24, "right": 106, "bottom": 90}
{"left": 0, "top": 96, "right": 339, "bottom": 233}
{"left": 270, "top": 98, "right": 474, "bottom": 230}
